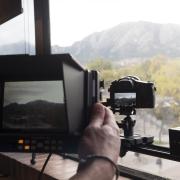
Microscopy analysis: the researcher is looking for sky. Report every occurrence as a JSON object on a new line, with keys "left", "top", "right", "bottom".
{"left": 4, "top": 81, "right": 64, "bottom": 106}
{"left": 0, "top": 0, "right": 35, "bottom": 49}
{"left": 50, "top": 0, "right": 180, "bottom": 46}
{"left": 1, "top": 0, "right": 180, "bottom": 48}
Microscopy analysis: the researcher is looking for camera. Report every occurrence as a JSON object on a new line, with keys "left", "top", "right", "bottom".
{"left": 106, "top": 76, "right": 156, "bottom": 115}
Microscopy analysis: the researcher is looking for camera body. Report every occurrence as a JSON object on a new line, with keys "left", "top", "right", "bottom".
{"left": 107, "top": 76, "right": 156, "bottom": 114}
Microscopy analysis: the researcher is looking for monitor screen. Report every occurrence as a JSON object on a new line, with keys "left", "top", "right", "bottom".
{"left": 3, "top": 81, "right": 66, "bottom": 130}
{"left": 114, "top": 92, "right": 136, "bottom": 107}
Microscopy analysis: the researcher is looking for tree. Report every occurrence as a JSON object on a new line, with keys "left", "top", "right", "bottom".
{"left": 86, "top": 58, "right": 112, "bottom": 72}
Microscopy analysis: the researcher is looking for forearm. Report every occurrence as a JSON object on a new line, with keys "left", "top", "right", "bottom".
{"left": 70, "top": 103, "right": 120, "bottom": 180}
{"left": 70, "top": 159, "right": 115, "bottom": 180}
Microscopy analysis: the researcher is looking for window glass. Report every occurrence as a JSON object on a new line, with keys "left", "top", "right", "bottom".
{"left": 50, "top": 0, "right": 180, "bottom": 178}
{"left": 0, "top": 0, "right": 35, "bottom": 55}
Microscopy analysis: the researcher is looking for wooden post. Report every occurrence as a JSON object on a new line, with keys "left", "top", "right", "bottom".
{"left": 34, "top": 0, "right": 51, "bottom": 55}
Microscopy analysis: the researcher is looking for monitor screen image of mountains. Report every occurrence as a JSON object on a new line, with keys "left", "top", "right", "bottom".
{"left": 114, "top": 93, "right": 136, "bottom": 107}
{"left": 3, "top": 81, "right": 66, "bottom": 130}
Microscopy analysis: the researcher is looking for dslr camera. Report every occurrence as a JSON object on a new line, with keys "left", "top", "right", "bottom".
{"left": 106, "top": 76, "right": 155, "bottom": 115}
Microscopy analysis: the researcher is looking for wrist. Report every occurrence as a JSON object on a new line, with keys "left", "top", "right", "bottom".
{"left": 78, "top": 155, "right": 117, "bottom": 180}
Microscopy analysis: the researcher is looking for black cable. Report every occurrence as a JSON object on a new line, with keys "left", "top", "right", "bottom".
{"left": 31, "top": 153, "right": 36, "bottom": 165}
{"left": 38, "top": 153, "right": 52, "bottom": 180}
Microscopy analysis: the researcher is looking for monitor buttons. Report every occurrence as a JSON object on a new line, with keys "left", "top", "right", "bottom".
{"left": 18, "top": 139, "right": 24, "bottom": 144}
{"left": 32, "top": 140, "right": 37, "bottom": 144}
{"left": 44, "top": 146, "right": 50, "bottom": 151}
{"left": 17, "top": 145, "right": 23, "bottom": 151}
{"left": 45, "top": 140, "right": 50, "bottom": 145}
{"left": 51, "top": 140, "right": 56, "bottom": 145}
{"left": 57, "top": 146, "right": 62, "bottom": 151}
{"left": 25, "top": 140, "right": 30, "bottom": 144}
{"left": 51, "top": 146, "right": 56, "bottom": 151}
{"left": 24, "top": 145, "right": 30, "bottom": 151}
{"left": 17, "top": 139, "right": 63, "bottom": 152}
{"left": 31, "top": 146, "right": 36, "bottom": 151}
{"left": 57, "top": 140, "right": 62, "bottom": 145}
{"left": 37, "top": 142, "right": 43, "bottom": 148}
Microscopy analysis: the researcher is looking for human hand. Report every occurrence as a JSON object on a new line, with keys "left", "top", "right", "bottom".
{"left": 78, "top": 103, "right": 120, "bottom": 163}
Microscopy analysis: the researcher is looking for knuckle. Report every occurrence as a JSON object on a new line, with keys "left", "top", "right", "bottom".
{"left": 103, "top": 125, "right": 120, "bottom": 137}
{"left": 83, "top": 125, "right": 97, "bottom": 137}
{"left": 83, "top": 126, "right": 92, "bottom": 136}
{"left": 102, "top": 126, "right": 113, "bottom": 136}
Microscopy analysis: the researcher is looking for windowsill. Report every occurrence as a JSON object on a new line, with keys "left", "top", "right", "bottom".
{"left": 0, "top": 152, "right": 78, "bottom": 180}
{"left": 1, "top": 152, "right": 178, "bottom": 180}
{"left": 0, "top": 153, "right": 129, "bottom": 180}
{"left": 0, "top": 153, "right": 130, "bottom": 180}
{"left": 119, "top": 152, "right": 180, "bottom": 179}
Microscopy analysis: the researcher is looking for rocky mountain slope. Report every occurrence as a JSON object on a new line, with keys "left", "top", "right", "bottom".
{"left": 52, "top": 21, "right": 180, "bottom": 63}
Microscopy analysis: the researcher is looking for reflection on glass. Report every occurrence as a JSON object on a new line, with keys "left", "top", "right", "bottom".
{"left": 0, "top": 0, "right": 35, "bottom": 55}
{"left": 50, "top": 0, "right": 180, "bottom": 177}
{"left": 3, "top": 81, "right": 66, "bottom": 129}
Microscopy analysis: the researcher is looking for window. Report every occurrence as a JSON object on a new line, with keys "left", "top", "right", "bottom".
{"left": 0, "top": 0, "right": 35, "bottom": 55}
{"left": 50, "top": 0, "right": 180, "bottom": 178}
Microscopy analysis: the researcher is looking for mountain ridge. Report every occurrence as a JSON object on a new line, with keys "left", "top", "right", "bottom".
{"left": 1, "top": 21, "right": 180, "bottom": 64}
{"left": 52, "top": 21, "right": 180, "bottom": 63}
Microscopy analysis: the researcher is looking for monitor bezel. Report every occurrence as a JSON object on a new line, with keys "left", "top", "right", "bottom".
{"left": 1, "top": 79, "right": 68, "bottom": 134}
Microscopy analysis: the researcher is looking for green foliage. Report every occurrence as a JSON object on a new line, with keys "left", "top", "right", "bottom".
{"left": 87, "top": 56, "right": 180, "bottom": 101}
{"left": 86, "top": 56, "right": 180, "bottom": 124}
{"left": 153, "top": 140, "right": 167, "bottom": 145}
{"left": 86, "top": 58, "right": 112, "bottom": 72}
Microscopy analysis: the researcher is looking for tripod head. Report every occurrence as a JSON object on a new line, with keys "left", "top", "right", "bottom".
{"left": 114, "top": 106, "right": 154, "bottom": 157}
{"left": 117, "top": 106, "right": 136, "bottom": 138}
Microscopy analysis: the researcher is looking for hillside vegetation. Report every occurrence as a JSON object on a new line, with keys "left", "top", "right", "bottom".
{"left": 87, "top": 55, "right": 180, "bottom": 100}
{"left": 87, "top": 56, "right": 180, "bottom": 126}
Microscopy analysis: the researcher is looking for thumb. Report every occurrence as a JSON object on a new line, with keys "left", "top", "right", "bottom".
{"left": 89, "top": 103, "right": 105, "bottom": 127}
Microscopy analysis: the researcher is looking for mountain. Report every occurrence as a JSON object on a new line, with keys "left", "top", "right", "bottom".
{"left": 52, "top": 21, "right": 180, "bottom": 63}
{"left": 3, "top": 100, "right": 66, "bottom": 129}
{"left": 0, "top": 41, "right": 35, "bottom": 55}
